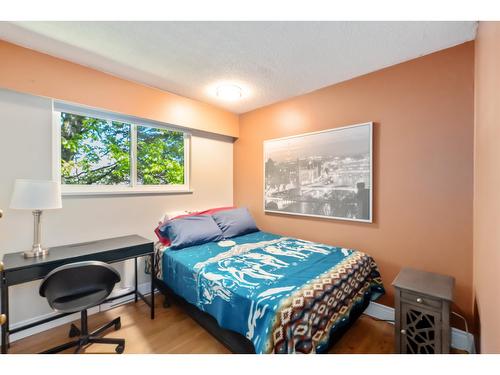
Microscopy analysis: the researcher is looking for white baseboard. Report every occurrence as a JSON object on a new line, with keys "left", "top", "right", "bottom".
{"left": 364, "top": 300, "right": 395, "bottom": 321}
{"left": 363, "top": 301, "right": 476, "bottom": 354}
{"left": 8, "top": 306, "right": 100, "bottom": 343}
{"left": 99, "top": 282, "right": 153, "bottom": 311}
{"left": 6, "top": 282, "right": 153, "bottom": 344}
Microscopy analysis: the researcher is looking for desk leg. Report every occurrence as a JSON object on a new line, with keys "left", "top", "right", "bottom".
{"left": 1, "top": 272, "right": 8, "bottom": 354}
{"left": 134, "top": 257, "right": 138, "bottom": 303}
{"left": 150, "top": 253, "right": 155, "bottom": 320}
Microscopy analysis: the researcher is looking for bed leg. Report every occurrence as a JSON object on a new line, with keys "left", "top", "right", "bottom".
{"left": 163, "top": 297, "right": 171, "bottom": 309}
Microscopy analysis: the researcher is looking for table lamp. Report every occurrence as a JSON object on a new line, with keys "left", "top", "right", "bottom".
{"left": 10, "top": 179, "right": 62, "bottom": 258}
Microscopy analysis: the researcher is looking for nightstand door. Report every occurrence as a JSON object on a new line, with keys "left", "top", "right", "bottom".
{"left": 400, "top": 303, "right": 442, "bottom": 354}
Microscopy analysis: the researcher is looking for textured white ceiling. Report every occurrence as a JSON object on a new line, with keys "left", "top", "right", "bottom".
{"left": 0, "top": 21, "right": 477, "bottom": 114}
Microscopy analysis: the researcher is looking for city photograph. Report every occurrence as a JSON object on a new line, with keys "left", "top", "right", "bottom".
{"left": 264, "top": 123, "right": 372, "bottom": 221}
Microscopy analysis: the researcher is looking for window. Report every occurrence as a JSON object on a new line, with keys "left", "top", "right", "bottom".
{"left": 53, "top": 107, "right": 190, "bottom": 195}
{"left": 136, "top": 126, "right": 185, "bottom": 185}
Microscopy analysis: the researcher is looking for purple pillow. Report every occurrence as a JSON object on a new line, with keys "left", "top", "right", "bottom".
{"left": 211, "top": 208, "right": 259, "bottom": 238}
{"left": 161, "top": 214, "right": 223, "bottom": 250}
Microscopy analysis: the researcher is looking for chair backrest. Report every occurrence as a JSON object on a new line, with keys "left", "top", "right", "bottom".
{"left": 40, "top": 261, "right": 121, "bottom": 314}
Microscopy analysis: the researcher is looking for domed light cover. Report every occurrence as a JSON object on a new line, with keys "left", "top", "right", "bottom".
{"left": 216, "top": 84, "right": 243, "bottom": 101}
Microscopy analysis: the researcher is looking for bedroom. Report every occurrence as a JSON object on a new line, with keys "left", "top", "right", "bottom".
{"left": 0, "top": 0, "right": 499, "bottom": 372}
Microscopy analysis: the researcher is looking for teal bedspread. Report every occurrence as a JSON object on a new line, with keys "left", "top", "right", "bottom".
{"left": 158, "top": 231, "right": 384, "bottom": 353}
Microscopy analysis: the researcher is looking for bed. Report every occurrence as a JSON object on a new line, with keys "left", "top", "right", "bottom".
{"left": 151, "top": 229, "right": 384, "bottom": 354}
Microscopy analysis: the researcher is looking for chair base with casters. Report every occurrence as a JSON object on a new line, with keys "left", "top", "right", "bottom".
{"left": 41, "top": 310, "right": 125, "bottom": 354}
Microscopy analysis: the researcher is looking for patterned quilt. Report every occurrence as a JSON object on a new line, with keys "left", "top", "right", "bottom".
{"left": 154, "top": 231, "right": 384, "bottom": 354}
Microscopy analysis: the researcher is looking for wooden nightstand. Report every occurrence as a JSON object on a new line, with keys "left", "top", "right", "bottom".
{"left": 393, "top": 267, "right": 454, "bottom": 354}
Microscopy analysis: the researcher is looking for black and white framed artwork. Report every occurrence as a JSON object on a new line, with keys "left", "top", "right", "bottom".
{"left": 264, "top": 122, "right": 373, "bottom": 222}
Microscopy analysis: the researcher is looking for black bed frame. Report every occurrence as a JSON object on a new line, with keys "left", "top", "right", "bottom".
{"left": 154, "top": 277, "right": 255, "bottom": 353}
{"left": 153, "top": 277, "right": 369, "bottom": 354}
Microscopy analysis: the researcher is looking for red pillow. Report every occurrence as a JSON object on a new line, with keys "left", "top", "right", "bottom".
{"left": 154, "top": 206, "right": 235, "bottom": 246}
{"left": 154, "top": 226, "right": 172, "bottom": 246}
{"left": 197, "top": 206, "right": 236, "bottom": 216}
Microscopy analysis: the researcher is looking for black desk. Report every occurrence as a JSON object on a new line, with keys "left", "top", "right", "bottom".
{"left": 0, "top": 235, "right": 155, "bottom": 354}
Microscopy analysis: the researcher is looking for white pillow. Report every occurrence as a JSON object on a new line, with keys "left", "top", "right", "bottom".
{"left": 158, "top": 210, "right": 191, "bottom": 225}
{"left": 158, "top": 207, "right": 220, "bottom": 226}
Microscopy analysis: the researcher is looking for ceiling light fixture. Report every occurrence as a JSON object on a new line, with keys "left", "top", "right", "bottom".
{"left": 216, "top": 84, "right": 243, "bottom": 101}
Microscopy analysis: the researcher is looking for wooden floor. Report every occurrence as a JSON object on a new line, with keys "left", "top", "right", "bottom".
{"left": 10, "top": 295, "right": 395, "bottom": 354}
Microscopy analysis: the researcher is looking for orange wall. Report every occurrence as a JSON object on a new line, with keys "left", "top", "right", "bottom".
{"left": 473, "top": 22, "right": 500, "bottom": 353}
{"left": 0, "top": 40, "right": 238, "bottom": 138}
{"left": 235, "top": 42, "right": 475, "bottom": 325}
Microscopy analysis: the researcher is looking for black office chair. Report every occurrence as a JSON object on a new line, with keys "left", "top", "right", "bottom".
{"left": 39, "top": 261, "right": 125, "bottom": 354}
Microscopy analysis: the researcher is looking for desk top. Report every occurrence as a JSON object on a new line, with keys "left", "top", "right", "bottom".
{"left": 392, "top": 267, "right": 454, "bottom": 301}
{"left": 1, "top": 235, "right": 153, "bottom": 272}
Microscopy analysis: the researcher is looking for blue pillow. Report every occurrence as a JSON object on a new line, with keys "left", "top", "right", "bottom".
{"left": 211, "top": 208, "right": 259, "bottom": 238}
{"left": 161, "top": 214, "right": 223, "bottom": 250}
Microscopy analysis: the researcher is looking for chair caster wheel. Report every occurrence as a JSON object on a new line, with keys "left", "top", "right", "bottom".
{"left": 69, "top": 324, "right": 81, "bottom": 338}
{"left": 114, "top": 321, "right": 121, "bottom": 330}
{"left": 116, "top": 344, "right": 125, "bottom": 354}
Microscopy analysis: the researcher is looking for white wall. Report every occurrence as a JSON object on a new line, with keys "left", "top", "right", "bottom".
{"left": 0, "top": 88, "right": 233, "bottom": 325}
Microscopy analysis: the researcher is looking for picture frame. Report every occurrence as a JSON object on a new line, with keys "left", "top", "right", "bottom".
{"left": 263, "top": 122, "right": 373, "bottom": 223}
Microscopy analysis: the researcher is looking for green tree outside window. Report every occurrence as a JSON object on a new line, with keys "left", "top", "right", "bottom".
{"left": 60, "top": 112, "right": 185, "bottom": 186}
{"left": 137, "top": 126, "right": 184, "bottom": 185}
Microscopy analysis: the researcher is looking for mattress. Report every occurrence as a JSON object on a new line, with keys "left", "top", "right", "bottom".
{"left": 154, "top": 231, "right": 384, "bottom": 353}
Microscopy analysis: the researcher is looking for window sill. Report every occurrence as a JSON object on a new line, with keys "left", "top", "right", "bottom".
{"left": 61, "top": 187, "right": 194, "bottom": 197}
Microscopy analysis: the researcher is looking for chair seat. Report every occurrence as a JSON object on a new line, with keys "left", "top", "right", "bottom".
{"left": 51, "top": 288, "right": 110, "bottom": 313}
{"left": 40, "top": 261, "right": 121, "bottom": 313}
{"left": 38, "top": 261, "right": 125, "bottom": 354}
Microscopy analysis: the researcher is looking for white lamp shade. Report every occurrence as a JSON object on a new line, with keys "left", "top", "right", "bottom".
{"left": 10, "top": 179, "right": 62, "bottom": 210}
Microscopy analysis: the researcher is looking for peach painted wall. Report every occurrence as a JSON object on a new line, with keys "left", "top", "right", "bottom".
{"left": 0, "top": 40, "right": 238, "bottom": 137}
{"left": 235, "top": 42, "right": 475, "bottom": 325}
{"left": 473, "top": 22, "right": 500, "bottom": 353}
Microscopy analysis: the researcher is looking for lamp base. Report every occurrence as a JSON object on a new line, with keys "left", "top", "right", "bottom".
{"left": 23, "top": 245, "right": 49, "bottom": 258}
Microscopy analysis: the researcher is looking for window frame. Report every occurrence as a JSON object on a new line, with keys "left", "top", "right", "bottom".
{"left": 52, "top": 103, "right": 191, "bottom": 196}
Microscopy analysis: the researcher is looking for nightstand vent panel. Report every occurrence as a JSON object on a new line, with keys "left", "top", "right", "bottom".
{"left": 402, "top": 304, "right": 441, "bottom": 354}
